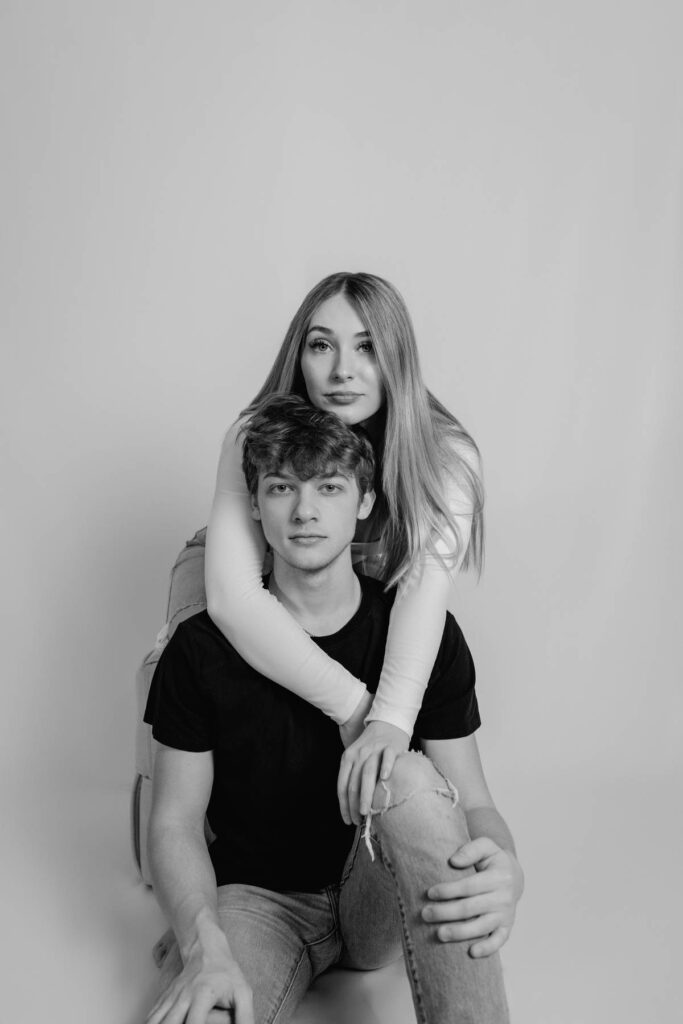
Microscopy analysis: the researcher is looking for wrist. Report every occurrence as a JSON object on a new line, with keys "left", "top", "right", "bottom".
{"left": 181, "top": 906, "right": 232, "bottom": 964}
{"left": 341, "top": 688, "right": 372, "bottom": 727}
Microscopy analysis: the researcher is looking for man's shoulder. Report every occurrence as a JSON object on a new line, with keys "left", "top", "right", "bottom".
{"left": 169, "top": 609, "right": 220, "bottom": 649}
{"left": 166, "top": 610, "right": 243, "bottom": 669}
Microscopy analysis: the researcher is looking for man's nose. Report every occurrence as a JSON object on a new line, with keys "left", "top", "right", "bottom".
{"left": 293, "top": 492, "right": 319, "bottom": 521}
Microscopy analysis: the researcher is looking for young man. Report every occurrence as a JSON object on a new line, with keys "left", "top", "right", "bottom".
{"left": 144, "top": 394, "right": 523, "bottom": 1024}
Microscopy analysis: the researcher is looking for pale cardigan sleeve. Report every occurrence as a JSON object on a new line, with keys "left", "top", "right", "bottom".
{"left": 205, "top": 420, "right": 367, "bottom": 725}
{"left": 364, "top": 448, "right": 478, "bottom": 732}
{"left": 205, "top": 422, "right": 476, "bottom": 734}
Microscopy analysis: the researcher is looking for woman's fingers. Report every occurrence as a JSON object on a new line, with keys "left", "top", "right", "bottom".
{"left": 337, "top": 727, "right": 408, "bottom": 825}
{"left": 336, "top": 752, "right": 354, "bottom": 825}
{"left": 337, "top": 745, "right": 384, "bottom": 824}
{"left": 379, "top": 746, "right": 397, "bottom": 782}
{"left": 358, "top": 753, "right": 382, "bottom": 818}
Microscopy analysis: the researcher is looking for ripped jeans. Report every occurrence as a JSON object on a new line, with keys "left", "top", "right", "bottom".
{"left": 154, "top": 752, "right": 509, "bottom": 1024}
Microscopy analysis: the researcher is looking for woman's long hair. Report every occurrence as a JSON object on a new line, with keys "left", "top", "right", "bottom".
{"left": 243, "top": 272, "right": 484, "bottom": 588}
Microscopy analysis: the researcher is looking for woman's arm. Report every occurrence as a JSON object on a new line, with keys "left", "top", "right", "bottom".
{"left": 204, "top": 421, "right": 367, "bottom": 726}
{"left": 338, "top": 446, "right": 480, "bottom": 824}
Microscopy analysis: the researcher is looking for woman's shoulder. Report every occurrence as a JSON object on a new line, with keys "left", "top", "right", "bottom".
{"left": 439, "top": 429, "right": 481, "bottom": 473}
{"left": 438, "top": 432, "right": 482, "bottom": 505}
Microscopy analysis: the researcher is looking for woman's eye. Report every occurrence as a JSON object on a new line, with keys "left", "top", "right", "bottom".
{"left": 358, "top": 340, "right": 374, "bottom": 353}
{"left": 309, "top": 338, "right": 331, "bottom": 352}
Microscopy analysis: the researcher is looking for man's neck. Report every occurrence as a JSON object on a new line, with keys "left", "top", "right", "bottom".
{"left": 268, "top": 555, "right": 361, "bottom": 636}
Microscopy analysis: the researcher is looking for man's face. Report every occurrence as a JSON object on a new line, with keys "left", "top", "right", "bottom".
{"left": 251, "top": 463, "right": 374, "bottom": 573}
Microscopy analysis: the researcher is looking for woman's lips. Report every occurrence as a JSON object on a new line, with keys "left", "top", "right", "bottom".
{"left": 325, "top": 392, "right": 362, "bottom": 405}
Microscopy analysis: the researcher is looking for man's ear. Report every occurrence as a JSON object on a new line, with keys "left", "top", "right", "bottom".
{"left": 250, "top": 493, "right": 261, "bottom": 521}
{"left": 357, "top": 489, "right": 375, "bottom": 521}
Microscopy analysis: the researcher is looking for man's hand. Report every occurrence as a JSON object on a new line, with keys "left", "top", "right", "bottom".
{"left": 337, "top": 719, "right": 411, "bottom": 826}
{"left": 145, "top": 950, "right": 254, "bottom": 1024}
{"left": 421, "top": 837, "right": 524, "bottom": 958}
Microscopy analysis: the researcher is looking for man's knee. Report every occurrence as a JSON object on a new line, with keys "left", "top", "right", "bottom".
{"left": 366, "top": 751, "right": 470, "bottom": 862}
{"left": 370, "top": 751, "right": 459, "bottom": 816}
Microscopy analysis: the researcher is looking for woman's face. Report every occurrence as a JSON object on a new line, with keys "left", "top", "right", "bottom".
{"left": 300, "top": 293, "right": 385, "bottom": 426}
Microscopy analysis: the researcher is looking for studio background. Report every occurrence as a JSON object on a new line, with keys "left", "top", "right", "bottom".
{"left": 2, "top": 2, "right": 681, "bottom": 1022}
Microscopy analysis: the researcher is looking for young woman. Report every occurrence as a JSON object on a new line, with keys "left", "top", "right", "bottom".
{"left": 205, "top": 272, "right": 484, "bottom": 825}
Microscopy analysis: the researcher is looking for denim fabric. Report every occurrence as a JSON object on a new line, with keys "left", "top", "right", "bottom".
{"left": 154, "top": 752, "right": 509, "bottom": 1024}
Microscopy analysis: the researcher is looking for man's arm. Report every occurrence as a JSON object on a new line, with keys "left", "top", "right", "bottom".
{"left": 145, "top": 745, "right": 254, "bottom": 1024}
{"left": 420, "top": 733, "right": 525, "bottom": 958}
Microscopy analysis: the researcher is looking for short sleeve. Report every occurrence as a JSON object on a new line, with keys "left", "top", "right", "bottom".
{"left": 413, "top": 615, "right": 480, "bottom": 740}
{"left": 143, "top": 623, "right": 214, "bottom": 752}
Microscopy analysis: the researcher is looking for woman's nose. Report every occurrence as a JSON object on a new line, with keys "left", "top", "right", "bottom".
{"left": 331, "top": 348, "right": 354, "bottom": 381}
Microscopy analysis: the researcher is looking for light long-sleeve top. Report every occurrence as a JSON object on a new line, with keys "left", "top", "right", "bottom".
{"left": 205, "top": 419, "right": 475, "bottom": 735}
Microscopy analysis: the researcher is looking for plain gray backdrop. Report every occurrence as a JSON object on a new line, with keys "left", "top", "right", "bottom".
{"left": 2, "top": 2, "right": 681, "bottom": 1021}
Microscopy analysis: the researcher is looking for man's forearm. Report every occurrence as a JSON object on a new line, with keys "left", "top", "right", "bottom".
{"left": 148, "top": 822, "right": 232, "bottom": 964}
{"left": 464, "top": 805, "right": 517, "bottom": 858}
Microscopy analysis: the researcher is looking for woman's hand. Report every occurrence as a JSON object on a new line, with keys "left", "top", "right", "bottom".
{"left": 337, "top": 719, "right": 411, "bottom": 826}
{"left": 421, "top": 837, "right": 524, "bottom": 957}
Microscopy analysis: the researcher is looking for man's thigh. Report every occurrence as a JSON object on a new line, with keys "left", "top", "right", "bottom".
{"left": 337, "top": 828, "right": 404, "bottom": 970}
{"left": 157, "top": 883, "right": 340, "bottom": 1024}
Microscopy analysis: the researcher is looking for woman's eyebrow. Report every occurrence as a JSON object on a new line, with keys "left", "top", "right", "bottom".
{"left": 305, "top": 325, "right": 371, "bottom": 338}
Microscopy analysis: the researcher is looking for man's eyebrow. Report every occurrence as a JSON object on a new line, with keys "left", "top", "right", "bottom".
{"left": 305, "top": 325, "right": 371, "bottom": 338}
{"left": 262, "top": 468, "right": 351, "bottom": 481}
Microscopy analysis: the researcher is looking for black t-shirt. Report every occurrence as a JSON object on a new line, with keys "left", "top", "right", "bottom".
{"left": 144, "top": 574, "right": 480, "bottom": 893}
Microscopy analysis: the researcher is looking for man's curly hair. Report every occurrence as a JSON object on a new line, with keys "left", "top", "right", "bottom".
{"left": 241, "top": 393, "right": 375, "bottom": 499}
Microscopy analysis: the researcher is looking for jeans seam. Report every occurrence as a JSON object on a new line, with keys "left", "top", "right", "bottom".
{"left": 375, "top": 839, "right": 428, "bottom": 1024}
{"left": 324, "top": 885, "right": 344, "bottom": 961}
{"left": 269, "top": 947, "right": 309, "bottom": 1024}
{"left": 269, "top": 901, "right": 339, "bottom": 1024}
{"left": 339, "top": 828, "right": 363, "bottom": 889}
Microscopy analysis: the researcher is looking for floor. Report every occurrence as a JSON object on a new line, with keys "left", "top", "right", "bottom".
{"left": 4, "top": 774, "right": 678, "bottom": 1024}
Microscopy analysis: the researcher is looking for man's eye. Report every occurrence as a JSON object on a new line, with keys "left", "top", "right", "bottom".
{"left": 269, "top": 484, "right": 291, "bottom": 494}
{"left": 321, "top": 484, "right": 341, "bottom": 493}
